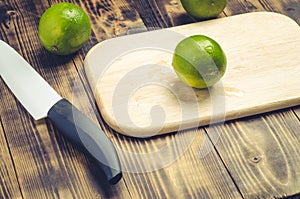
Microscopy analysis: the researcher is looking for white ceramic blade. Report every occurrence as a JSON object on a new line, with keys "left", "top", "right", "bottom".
{"left": 0, "top": 40, "right": 62, "bottom": 120}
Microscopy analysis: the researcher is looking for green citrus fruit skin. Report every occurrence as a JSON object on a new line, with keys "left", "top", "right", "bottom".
{"left": 180, "top": 0, "right": 227, "bottom": 19}
{"left": 38, "top": 2, "right": 91, "bottom": 55}
{"left": 172, "top": 35, "right": 226, "bottom": 89}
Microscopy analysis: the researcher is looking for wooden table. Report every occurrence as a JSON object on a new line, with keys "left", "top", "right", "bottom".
{"left": 0, "top": 0, "right": 299, "bottom": 198}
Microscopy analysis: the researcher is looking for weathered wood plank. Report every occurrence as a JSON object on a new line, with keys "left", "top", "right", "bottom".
{"left": 0, "top": 117, "right": 23, "bottom": 199}
{"left": 71, "top": 0, "right": 146, "bottom": 42}
{"left": 133, "top": 0, "right": 195, "bottom": 28}
{"left": 224, "top": 0, "right": 300, "bottom": 24}
{"left": 209, "top": 109, "right": 300, "bottom": 198}
{"left": 113, "top": 129, "right": 243, "bottom": 198}
{"left": 224, "top": 0, "right": 266, "bottom": 15}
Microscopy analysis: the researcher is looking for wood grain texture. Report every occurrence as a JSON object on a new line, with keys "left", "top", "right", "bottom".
{"left": 132, "top": 0, "right": 192, "bottom": 28}
{"left": 224, "top": 0, "right": 300, "bottom": 24}
{"left": 85, "top": 12, "right": 300, "bottom": 136}
{"left": 208, "top": 109, "right": 300, "bottom": 198}
{"left": 113, "top": 128, "right": 243, "bottom": 199}
{"left": 0, "top": 117, "right": 22, "bottom": 199}
{"left": 72, "top": 0, "right": 146, "bottom": 42}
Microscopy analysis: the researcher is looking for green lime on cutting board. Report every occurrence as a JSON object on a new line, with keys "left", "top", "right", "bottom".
{"left": 172, "top": 35, "right": 227, "bottom": 89}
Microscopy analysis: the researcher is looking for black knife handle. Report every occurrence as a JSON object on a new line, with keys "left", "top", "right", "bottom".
{"left": 47, "top": 99, "right": 122, "bottom": 184}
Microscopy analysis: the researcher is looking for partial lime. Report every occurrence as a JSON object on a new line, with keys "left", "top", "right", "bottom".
{"left": 172, "top": 35, "right": 226, "bottom": 89}
{"left": 180, "top": 0, "right": 227, "bottom": 19}
{"left": 38, "top": 2, "right": 91, "bottom": 55}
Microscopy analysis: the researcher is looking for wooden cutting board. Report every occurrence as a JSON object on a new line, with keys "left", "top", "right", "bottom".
{"left": 84, "top": 12, "right": 300, "bottom": 137}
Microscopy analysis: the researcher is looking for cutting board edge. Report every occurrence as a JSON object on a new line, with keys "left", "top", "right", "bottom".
{"left": 99, "top": 96, "right": 300, "bottom": 138}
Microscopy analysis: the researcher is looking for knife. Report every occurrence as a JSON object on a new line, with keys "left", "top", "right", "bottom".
{"left": 0, "top": 40, "right": 122, "bottom": 184}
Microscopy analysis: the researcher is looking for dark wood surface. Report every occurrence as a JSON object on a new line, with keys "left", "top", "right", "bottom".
{"left": 1, "top": 0, "right": 300, "bottom": 198}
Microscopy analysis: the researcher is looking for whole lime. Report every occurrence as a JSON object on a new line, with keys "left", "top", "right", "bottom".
{"left": 172, "top": 35, "right": 226, "bottom": 89}
{"left": 38, "top": 2, "right": 91, "bottom": 55}
{"left": 180, "top": 0, "right": 227, "bottom": 19}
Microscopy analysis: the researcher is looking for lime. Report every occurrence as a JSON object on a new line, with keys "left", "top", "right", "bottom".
{"left": 180, "top": 0, "right": 227, "bottom": 19}
{"left": 172, "top": 35, "right": 226, "bottom": 89}
{"left": 38, "top": 2, "right": 91, "bottom": 55}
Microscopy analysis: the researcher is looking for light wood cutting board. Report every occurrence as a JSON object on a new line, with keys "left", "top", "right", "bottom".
{"left": 84, "top": 12, "right": 300, "bottom": 137}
